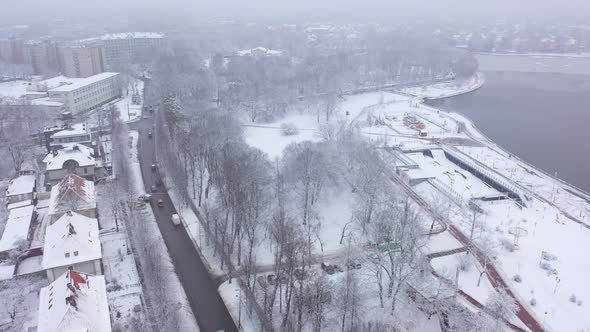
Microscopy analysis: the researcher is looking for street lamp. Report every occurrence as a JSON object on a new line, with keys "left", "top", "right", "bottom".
{"left": 235, "top": 288, "right": 242, "bottom": 330}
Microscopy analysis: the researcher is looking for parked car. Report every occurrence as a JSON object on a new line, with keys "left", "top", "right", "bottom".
{"left": 138, "top": 194, "right": 152, "bottom": 202}
{"left": 156, "top": 199, "right": 164, "bottom": 207}
{"left": 151, "top": 185, "right": 158, "bottom": 192}
{"left": 171, "top": 213, "right": 181, "bottom": 226}
{"left": 321, "top": 262, "right": 343, "bottom": 275}
{"left": 294, "top": 268, "right": 308, "bottom": 280}
{"left": 346, "top": 260, "right": 362, "bottom": 270}
{"left": 148, "top": 130, "right": 153, "bottom": 138}
{"left": 257, "top": 275, "right": 268, "bottom": 288}
{"left": 151, "top": 164, "right": 157, "bottom": 171}
{"left": 267, "top": 274, "right": 276, "bottom": 285}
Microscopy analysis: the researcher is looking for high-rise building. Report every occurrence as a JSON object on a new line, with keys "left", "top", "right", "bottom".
{"left": 0, "top": 37, "right": 25, "bottom": 63}
{"left": 60, "top": 43, "right": 105, "bottom": 78}
{"left": 100, "top": 32, "right": 164, "bottom": 69}
{"left": 24, "top": 39, "right": 60, "bottom": 76}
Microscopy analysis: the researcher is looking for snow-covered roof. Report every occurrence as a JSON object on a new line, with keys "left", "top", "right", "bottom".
{"left": 51, "top": 123, "right": 89, "bottom": 139}
{"left": 38, "top": 270, "right": 111, "bottom": 332}
{"left": 44, "top": 144, "right": 95, "bottom": 171}
{"left": 237, "top": 47, "right": 283, "bottom": 57}
{"left": 35, "top": 76, "right": 77, "bottom": 90}
{"left": 31, "top": 97, "right": 64, "bottom": 107}
{"left": 101, "top": 32, "right": 164, "bottom": 40}
{"left": 6, "top": 174, "right": 36, "bottom": 197}
{"left": 49, "top": 72, "right": 119, "bottom": 93}
{"left": 42, "top": 211, "right": 101, "bottom": 270}
{"left": 7, "top": 200, "right": 32, "bottom": 210}
{"left": 0, "top": 205, "right": 35, "bottom": 252}
{"left": 48, "top": 174, "right": 96, "bottom": 217}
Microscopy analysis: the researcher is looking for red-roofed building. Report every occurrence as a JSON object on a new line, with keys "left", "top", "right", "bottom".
{"left": 38, "top": 270, "right": 111, "bottom": 332}
{"left": 48, "top": 174, "right": 96, "bottom": 223}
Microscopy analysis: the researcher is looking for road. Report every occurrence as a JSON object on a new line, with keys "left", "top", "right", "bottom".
{"left": 133, "top": 116, "right": 237, "bottom": 332}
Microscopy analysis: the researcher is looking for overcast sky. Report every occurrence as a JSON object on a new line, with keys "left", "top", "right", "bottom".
{"left": 2, "top": 0, "right": 590, "bottom": 25}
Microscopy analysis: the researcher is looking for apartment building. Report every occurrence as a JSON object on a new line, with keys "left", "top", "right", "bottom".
{"left": 60, "top": 44, "right": 105, "bottom": 78}
{"left": 0, "top": 37, "right": 25, "bottom": 63}
{"left": 100, "top": 32, "right": 164, "bottom": 69}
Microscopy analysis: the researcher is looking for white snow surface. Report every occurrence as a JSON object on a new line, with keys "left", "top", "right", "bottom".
{"left": 37, "top": 271, "right": 111, "bottom": 332}
{"left": 0, "top": 205, "right": 35, "bottom": 252}
{"left": 41, "top": 212, "right": 101, "bottom": 270}
{"left": 0, "top": 80, "right": 30, "bottom": 99}
{"left": 43, "top": 143, "right": 95, "bottom": 171}
{"left": 6, "top": 174, "right": 36, "bottom": 197}
{"left": 47, "top": 174, "right": 96, "bottom": 217}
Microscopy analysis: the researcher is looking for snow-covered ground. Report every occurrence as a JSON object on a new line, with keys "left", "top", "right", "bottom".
{"left": 0, "top": 80, "right": 29, "bottom": 101}
{"left": 347, "top": 84, "right": 590, "bottom": 331}
{"left": 115, "top": 79, "right": 144, "bottom": 122}
{"left": 399, "top": 73, "right": 485, "bottom": 100}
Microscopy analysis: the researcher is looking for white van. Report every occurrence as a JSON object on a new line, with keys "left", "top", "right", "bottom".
{"left": 171, "top": 214, "right": 181, "bottom": 226}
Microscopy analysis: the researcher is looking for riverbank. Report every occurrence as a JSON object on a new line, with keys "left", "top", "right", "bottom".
{"left": 398, "top": 72, "right": 485, "bottom": 100}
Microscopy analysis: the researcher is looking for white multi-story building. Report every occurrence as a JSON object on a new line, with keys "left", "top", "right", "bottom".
{"left": 100, "top": 32, "right": 164, "bottom": 69}
{"left": 60, "top": 43, "right": 105, "bottom": 78}
{"left": 40, "top": 72, "right": 120, "bottom": 114}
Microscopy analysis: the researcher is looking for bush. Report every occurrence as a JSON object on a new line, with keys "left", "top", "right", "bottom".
{"left": 458, "top": 254, "right": 473, "bottom": 272}
{"left": 539, "top": 262, "right": 558, "bottom": 276}
{"left": 577, "top": 300, "right": 583, "bottom": 307}
{"left": 570, "top": 294, "right": 577, "bottom": 303}
{"left": 281, "top": 123, "right": 299, "bottom": 136}
{"left": 513, "top": 274, "right": 522, "bottom": 283}
{"left": 499, "top": 238, "right": 516, "bottom": 252}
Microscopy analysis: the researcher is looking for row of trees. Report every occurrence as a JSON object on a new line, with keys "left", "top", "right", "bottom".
{"left": 145, "top": 43, "right": 514, "bottom": 331}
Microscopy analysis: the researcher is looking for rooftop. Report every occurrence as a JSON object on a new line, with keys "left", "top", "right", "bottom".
{"left": 38, "top": 270, "right": 111, "bottom": 332}
{"left": 43, "top": 143, "right": 95, "bottom": 171}
{"left": 48, "top": 72, "right": 119, "bottom": 93}
{"left": 101, "top": 32, "right": 164, "bottom": 40}
{"left": 48, "top": 174, "right": 96, "bottom": 217}
{"left": 51, "top": 123, "right": 90, "bottom": 139}
{"left": 6, "top": 174, "right": 36, "bottom": 197}
{"left": 237, "top": 47, "right": 283, "bottom": 57}
{"left": 0, "top": 205, "right": 35, "bottom": 252}
{"left": 42, "top": 211, "right": 101, "bottom": 270}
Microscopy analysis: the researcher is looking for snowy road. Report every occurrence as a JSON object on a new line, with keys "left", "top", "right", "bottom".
{"left": 132, "top": 116, "right": 237, "bottom": 332}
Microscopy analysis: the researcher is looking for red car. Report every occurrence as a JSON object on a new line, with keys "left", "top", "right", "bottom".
{"left": 156, "top": 199, "right": 164, "bottom": 207}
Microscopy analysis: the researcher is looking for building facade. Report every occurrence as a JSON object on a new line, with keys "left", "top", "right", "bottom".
{"left": 60, "top": 44, "right": 105, "bottom": 78}
{"left": 42, "top": 212, "right": 102, "bottom": 281}
{"left": 46, "top": 72, "right": 120, "bottom": 114}
{"left": 0, "top": 37, "right": 25, "bottom": 63}
{"left": 101, "top": 32, "right": 164, "bottom": 69}
{"left": 24, "top": 39, "right": 60, "bottom": 76}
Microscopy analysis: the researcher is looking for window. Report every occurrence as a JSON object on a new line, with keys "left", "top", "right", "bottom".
{"left": 48, "top": 304, "right": 53, "bottom": 310}
{"left": 65, "top": 252, "right": 70, "bottom": 258}
{"left": 73, "top": 251, "right": 79, "bottom": 256}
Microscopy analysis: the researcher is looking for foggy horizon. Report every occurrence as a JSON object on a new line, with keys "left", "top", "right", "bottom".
{"left": 2, "top": 0, "right": 590, "bottom": 25}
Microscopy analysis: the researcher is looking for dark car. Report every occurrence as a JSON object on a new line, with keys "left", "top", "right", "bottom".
{"left": 148, "top": 130, "right": 153, "bottom": 138}
{"left": 151, "top": 185, "right": 158, "bottom": 192}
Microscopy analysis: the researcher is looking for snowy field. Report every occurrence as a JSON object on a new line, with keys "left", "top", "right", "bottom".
{"left": 0, "top": 80, "right": 29, "bottom": 102}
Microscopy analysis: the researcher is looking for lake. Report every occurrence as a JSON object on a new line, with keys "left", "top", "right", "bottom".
{"left": 431, "top": 68, "right": 590, "bottom": 192}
